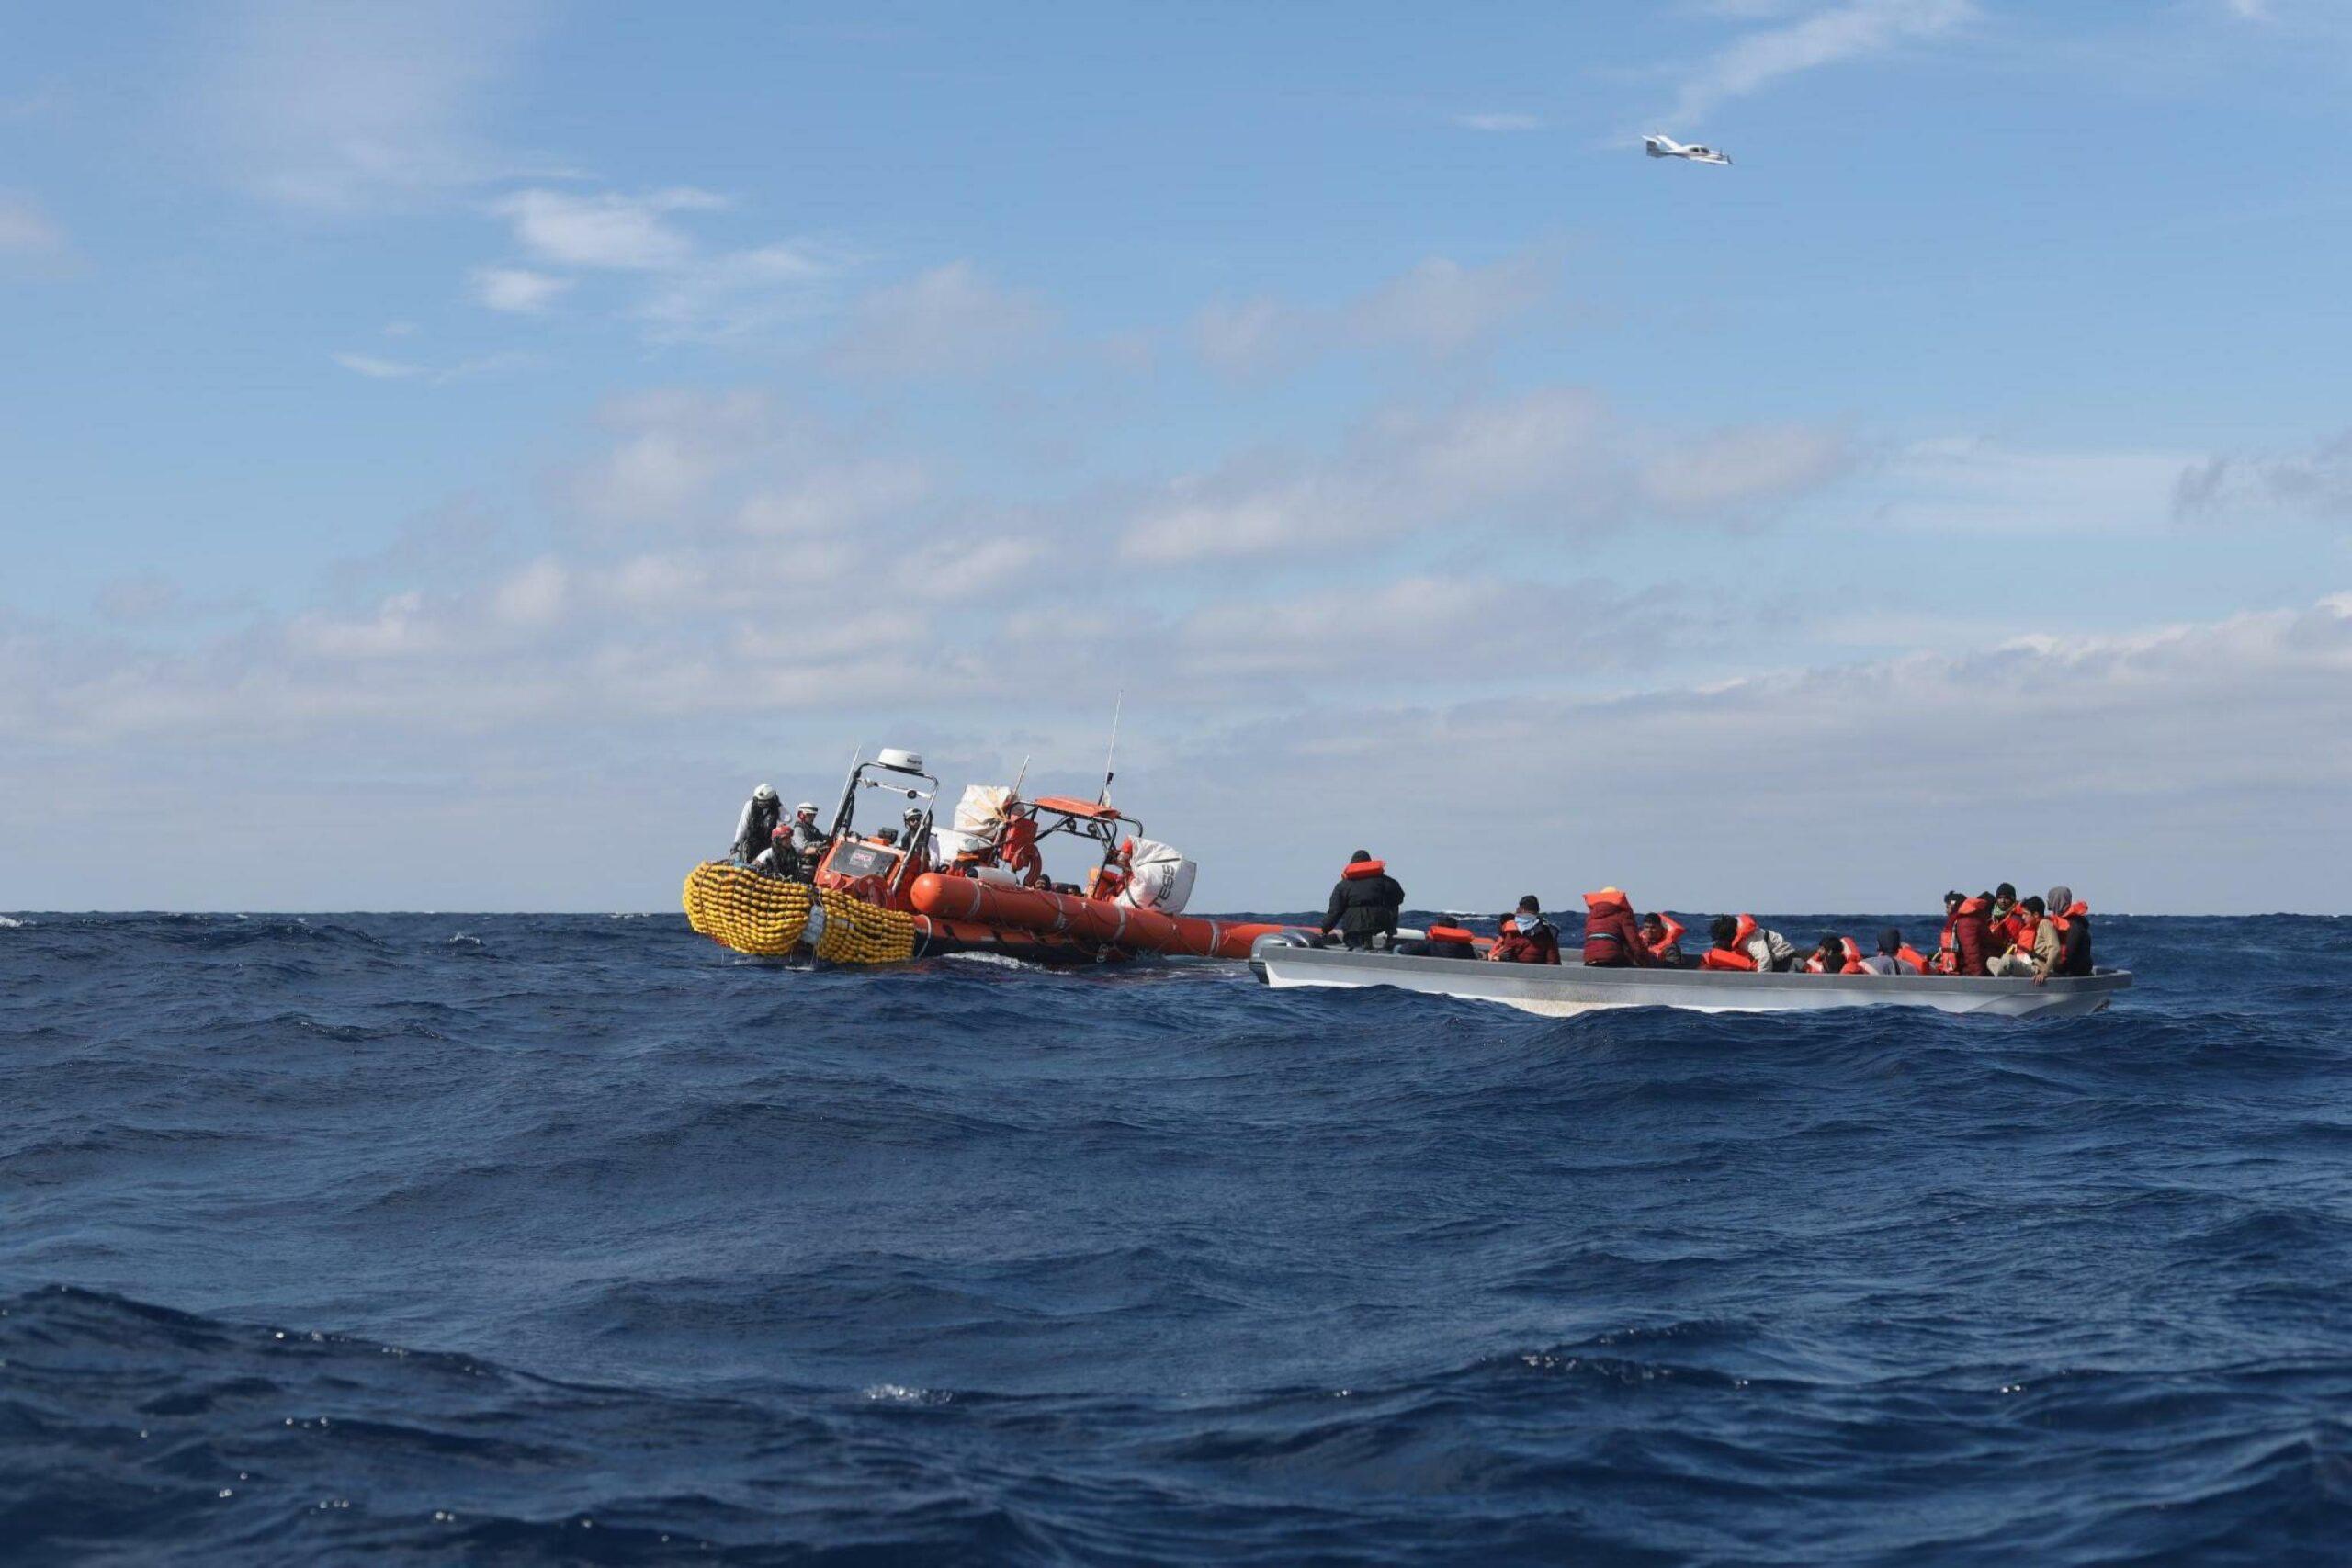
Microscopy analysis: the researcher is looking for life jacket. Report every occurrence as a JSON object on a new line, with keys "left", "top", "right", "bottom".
{"left": 2049, "top": 902, "right": 2093, "bottom": 976}
{"left": 1645, "top": 914, "right": 1686, "bottom": 961}
{"left": 1894, "top": 944, "right": 1930, "bottom": 974}
{"left": 1935, "top": 915, "right": 1959, "bottom": 974}
{"left": 1000, "top": 816, "right": 1045, "bottom": 886}
{"left": 1703, "top": 913, "right": 1761, "bottom": 970}
{"left": 1341, "top": 859, "right": 1388, "bottom": 881}
{"left": 1804, "top": 938, "right": 1868, "bottom": 976}
{"left": 1427, "top": 924, "right": 1478, "bottom": 944}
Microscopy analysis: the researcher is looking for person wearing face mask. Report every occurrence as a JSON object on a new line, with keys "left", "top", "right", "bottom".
{"left": 1488, "top": 896, "right": 1562, "bottom": 964}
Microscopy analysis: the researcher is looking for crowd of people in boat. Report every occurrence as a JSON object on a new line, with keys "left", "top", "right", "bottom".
{"left": 1322, "top": 853, "right": 2095, "bottom": 985}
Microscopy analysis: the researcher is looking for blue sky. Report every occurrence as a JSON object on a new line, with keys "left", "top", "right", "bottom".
{"left": 6, "top": 1, "right": 2350, "bottom": 913}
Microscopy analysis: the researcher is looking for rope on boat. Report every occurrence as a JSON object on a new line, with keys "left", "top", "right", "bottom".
{"left": 681, "top": 862, "right": 915, "bottom": 964}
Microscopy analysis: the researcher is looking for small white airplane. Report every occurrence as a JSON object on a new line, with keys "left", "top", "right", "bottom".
{"left": 1644, "top": 133, "right": 1731, "bottom": 166}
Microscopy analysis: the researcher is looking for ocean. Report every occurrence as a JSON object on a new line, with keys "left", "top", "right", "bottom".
{"left": 3, "top": 910, "right": 2348, "bottom": 1563}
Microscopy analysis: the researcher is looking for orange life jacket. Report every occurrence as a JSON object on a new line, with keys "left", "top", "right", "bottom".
{"left": 1704, "top": 913, "right": 1761, "bottom": 971}
{"left": 1894, "top": 944, "right": 1930, "bottom": 974}
{"left": 1427, "top": 924, "right": 1478, "bottom": 944}
{"left": 1645, "top": 913, "right": 1686, "bottom": 960}
{"left": 1341, "top": 859, "right": 1388, "bottom": 881}
{"left": 1805, "top": 937, "right": 1868, "bottom": 975}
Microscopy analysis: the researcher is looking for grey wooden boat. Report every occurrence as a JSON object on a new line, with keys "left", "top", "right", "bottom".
{"left": 1248, "top": 934, "right": 2130, "bottom": 1019}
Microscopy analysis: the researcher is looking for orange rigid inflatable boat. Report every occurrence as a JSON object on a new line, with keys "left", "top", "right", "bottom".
{"left": 684, "top": 747, "right": 1302, "bottom": 965}
{"left": 906, "top": 874, "right": 1285, "bottom": 960}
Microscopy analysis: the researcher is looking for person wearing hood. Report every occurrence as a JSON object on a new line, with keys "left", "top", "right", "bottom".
{"left": 2035, "top": 885, "right": 2094, "bottom": 984}
{"left": 1860, "top": 927, "right": 1930, "bottom": 976}
{"left": 1489, "top": 896, "right": 1562, "bottom": 964}
{"left": 1949, "top": 892, "right": 1998, "bottom": 976}
{"left": 1321, "top": 851, "right": 1404, "bottom": 950}
{"left": 1931, "top": 891, "right": 1966, "bottom": 973}
{"left": 1580, "top": 887, "right": 1655, "bottom": 967}
{"left": 731, "top": 784, "right": 783, "bottom": 863}
{"left": 1700, "top": 914, "right": 1799, "bottom": 972}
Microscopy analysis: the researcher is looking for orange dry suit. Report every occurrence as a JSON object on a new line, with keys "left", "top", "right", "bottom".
{"left": 1000, "top": 813, "right": 1045, "bottom": 887}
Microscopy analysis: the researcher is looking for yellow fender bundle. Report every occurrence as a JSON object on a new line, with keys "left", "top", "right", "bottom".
{"left": 681, "top": 862, "right": 915, "bottom": 965}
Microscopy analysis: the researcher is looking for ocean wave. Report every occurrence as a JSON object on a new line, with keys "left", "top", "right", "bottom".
{"left": 5, "top": 912, "right": 2350, "bottom": 1563}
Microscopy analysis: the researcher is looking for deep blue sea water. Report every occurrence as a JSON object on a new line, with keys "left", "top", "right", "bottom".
{"left": 4, "top": 909, "right": 2350, "bottom": 1564}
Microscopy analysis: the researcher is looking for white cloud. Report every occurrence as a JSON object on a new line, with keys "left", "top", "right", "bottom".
{"left": 1668, "top": 0, "right": 1975, "bottom": 125}
{"left": 1639, "top": 423, "right": 1853, "bottom": 513}
{"left": 470, "top": 265, "right": 571, "bottom": 313}
{"left": 492, "top": 186, "right": 721, "bottom": 271}
{"left": 1876, "top": 437, "right": 2188, "bottom": 534}
{"left": 1194, "top": 252, "right": 1555, "bottom": 376}
{"left": 334, "top": 352, "right": 425, "bottom": 379}
{"left": 1180, "top": 592, "right": 2352, "bottom": 910}
{"left": 827, "top": 261, "right": 1051, "bottom": 378}
{"left": 2176, "top": 428, "right": 2352, "bottom": 522}
{"left": 0, "top": 194, "right": 65, "bottom": 258}
{"left": 480, "top": 189, "right": 835, "bottom": 342}
{"left": 1454, "top": 112, "right": 1544, "bottom": 131}
{"left": 334, "top": 349, "right": 529, "bottom": 383}
{"left": 1351, "top": 255, "right": 1555, "bottom": 356}
{"left": 1122, "top": 389, "right": 1848, "bottom": 563}
{"left": 639, "top": 243, "right": 834, "bottom": 344}
{"left": 211, "top": 0, "right": 549, "bottom": 212}
{"left": 1193, "top": 297, "right": 1291, "bottom": 374}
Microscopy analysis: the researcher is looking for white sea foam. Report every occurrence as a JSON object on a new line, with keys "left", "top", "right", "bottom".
{"left": 0, "top": 916, "right": 27, "bottom": 929}
{"left": 943, "top": 951, "right": 1042, "bottom": 972}
{"left": 862, "top": 1383, "right": 952, "bottom": 1404}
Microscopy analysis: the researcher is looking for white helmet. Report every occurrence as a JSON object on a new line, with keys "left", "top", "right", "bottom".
{"left": 796, "top": 801, "right": 819, "bottom": 815}
{"left": 752, "top": 784, "right": 777, "bottom": 803}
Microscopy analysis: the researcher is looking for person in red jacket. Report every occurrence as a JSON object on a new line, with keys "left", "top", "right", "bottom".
{"left": 1581, "top": 887, "right": 1655, "bottom": 967}
{"left": 1948, "top": 893, "right": 1998, "bottom": 976}
{"left": 1488, "top": 896, "right": 1562, "bottom": 964}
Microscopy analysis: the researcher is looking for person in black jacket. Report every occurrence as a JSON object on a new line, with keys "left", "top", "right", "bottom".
{"left": 1321, "top": 850, "right": 1404, "bottom": 950}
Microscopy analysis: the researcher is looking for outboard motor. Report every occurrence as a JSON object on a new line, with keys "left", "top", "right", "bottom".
{"left": 1249, "top": 930, "right": 1312, "bottom": 984}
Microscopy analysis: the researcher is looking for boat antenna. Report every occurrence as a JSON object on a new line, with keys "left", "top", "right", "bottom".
{"left": 1098, "top": 693, "right": 1122, "bottom": 806}
{"left": 1011, "top": 753, "right": 1031, "bottom": 800}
